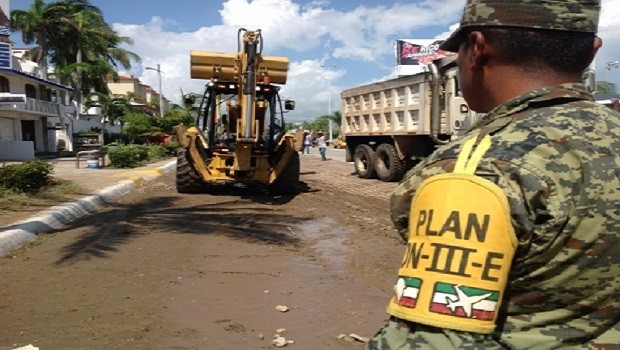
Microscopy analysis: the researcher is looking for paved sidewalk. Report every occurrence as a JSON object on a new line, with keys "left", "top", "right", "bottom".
{"left": 0, "top": 157, "right": 176, "bottom": 257}
{"left": 49, "top": 156, "right": 176, "bottom": 194}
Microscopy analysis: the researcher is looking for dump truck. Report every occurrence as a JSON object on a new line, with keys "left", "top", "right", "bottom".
{"left": 175, "top": 28, "right": 299, "bottom": 194}
{"left": 340, "top": 55, "right": 480, "bottom": 182}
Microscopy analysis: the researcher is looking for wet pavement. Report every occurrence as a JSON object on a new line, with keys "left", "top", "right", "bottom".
{"left": 0, "top": 151, "right": 398, "bottom": 257}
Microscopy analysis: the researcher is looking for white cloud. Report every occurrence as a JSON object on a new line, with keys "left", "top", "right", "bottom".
{"left": 597, "top": 0, "right": 620, "bottom": 83}
{"left": 111, "top": 0, "right": 466, "bottom": 121}
{"left": 112, "top": 0, "right": 620, "bottom": 122}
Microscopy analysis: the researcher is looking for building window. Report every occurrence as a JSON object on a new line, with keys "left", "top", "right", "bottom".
{"left": 0, "top": 76, "right": 8, "bottom": 92}
{"left": 25, "top": 84, "right": 36, "bottom": 98}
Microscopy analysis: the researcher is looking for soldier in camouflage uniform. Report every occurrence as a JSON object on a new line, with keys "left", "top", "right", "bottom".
{"left": 369, "top": 0, "right": 620, "bottom": 349}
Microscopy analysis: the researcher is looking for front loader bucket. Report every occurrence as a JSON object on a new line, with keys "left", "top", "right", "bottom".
{"left": 268, "top": 136, "right": 300, "bottom": 194}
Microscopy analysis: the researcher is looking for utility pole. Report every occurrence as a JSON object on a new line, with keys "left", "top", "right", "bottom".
{"left": 320, "top": 64, "right": 337, "bottom": 142}
{"left": 146, "top": 63, "right": 165, "bottom": 117}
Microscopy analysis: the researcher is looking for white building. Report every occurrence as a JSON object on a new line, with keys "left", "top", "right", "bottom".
{"left": 0, "top": 43, "right": 76, "bottom": 161}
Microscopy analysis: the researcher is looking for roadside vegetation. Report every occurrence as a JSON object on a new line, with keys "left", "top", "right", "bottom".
{"left": 289, "top": 111, "right": 342, "bottom": 138}
{"left": 103, "top": 108, "right": 192, "bottom": 168}
{"left": 11, "top": 0, "right": 140, "bottom": 101}
{"left": 106, "top": 142, "right": 178, "bottom": 168}
{"left": 10, "top": 0, "right": 194, "bottom": 168}
{"left": 0, "top": 161, "right": 83, "bottom": 214}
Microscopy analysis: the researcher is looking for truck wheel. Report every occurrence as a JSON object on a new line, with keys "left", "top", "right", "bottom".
{"left": 269, "top": 152, "right": 300, "bottom": 195}
{"left": 375, "top": 143, "right": 406, "bottom": 182}
{"left": 354, "top": 144, "right": 377, "bottom": 179}
{"left": 176, "top": 148, "right": 207, "bottom": 193}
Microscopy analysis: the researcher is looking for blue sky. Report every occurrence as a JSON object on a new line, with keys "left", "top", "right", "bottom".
{"left": 8, "top": 0, "right": 620, "bottom": 122}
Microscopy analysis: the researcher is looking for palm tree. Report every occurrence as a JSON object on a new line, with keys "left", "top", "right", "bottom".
{"left": 10, "top": 0, "right": 69, "bottom": 79}
{"left": 12, "top": 0, "right": 141, "bottom": 104}
{"left": 85, "top": 92, "right": 131, "bottom": 137}
{"left": 50, "top": 1, "right": 140, "bottom": 110}
{"left": 329, "top": 110, "right": 342, "bottom": 129}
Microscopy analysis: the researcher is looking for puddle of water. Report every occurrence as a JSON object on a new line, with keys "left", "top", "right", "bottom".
{"left": 295, "top": 217, "right": 349, "bottom": 274}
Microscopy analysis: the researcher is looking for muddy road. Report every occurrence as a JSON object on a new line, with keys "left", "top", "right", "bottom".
{"left": 0, "top": 156, "right": 405, "bottom": 350}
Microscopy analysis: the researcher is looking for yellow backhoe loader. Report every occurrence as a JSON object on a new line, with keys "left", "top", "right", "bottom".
{"left": 175, "top": 28, "right": 299, "bottom": 194}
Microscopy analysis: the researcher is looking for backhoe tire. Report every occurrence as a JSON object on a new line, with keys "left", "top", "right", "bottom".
{"left": 375, "top": 143, "right": 406, "bottom": 182}
{"left": 354, "top": 144, "right": 377, "bottom": 179}
{"left": 269, "top": 152, "right": 300, "bottom": 195}
{"left": 175, "top": 148, "right": 207, "bottom": 193}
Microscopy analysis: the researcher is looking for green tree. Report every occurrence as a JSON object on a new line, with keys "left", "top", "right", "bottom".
{"left": 300, "top": 110, "right": 343, "bottom": 139}
{"left": 85, "top": 92, "right": 131, "bottom": 136}
{"left": 11, "top": 0, "right": 141, "bottom": 100}
{"left": 178, "top": 91, "right": 203, "bottom": 123}
{"left": 52, "top": 1, "right": 140, "bottom": 99}
{"left": 155, "top": 109, "right": 195, "bottom": 135}
{"left": 122, "top": 111, "right": 159, "bottom": 141}
{"left": 328, "top": 110, "right": 342, "bottom": 128}
{"left": 10, "top": 0, "right": 68, "bottom": 79}
{"left": 304, "top": 115, "right": 330, "bottom": 134}
{"left": 596, "top": 81, "right": 617, "bottom": 94}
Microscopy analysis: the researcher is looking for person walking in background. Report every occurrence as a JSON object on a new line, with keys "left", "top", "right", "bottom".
{"left": 316, "top": 132, "right": 327, "bottom": 160}
{"left": 303, "top": 131, "right": 312, "bottom": 154}
{"left": 612, "top": 99, "right": 620, "bottom": 112}
{"left": 368, "top": 0, "right": 620, "bottom": 349}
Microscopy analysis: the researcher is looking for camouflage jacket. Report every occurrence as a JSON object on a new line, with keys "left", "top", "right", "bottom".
{"left": 371, "top": 84, "right": 620, "bottom": 349}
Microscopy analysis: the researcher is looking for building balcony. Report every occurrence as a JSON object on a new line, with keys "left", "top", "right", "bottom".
{"left": 0, "top": 97, "right": 73, "bottom": 117}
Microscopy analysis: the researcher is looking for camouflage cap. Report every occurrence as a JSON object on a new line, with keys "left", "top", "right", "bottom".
{"left": 440, "top": 0, "right": 601, "bottom": 52}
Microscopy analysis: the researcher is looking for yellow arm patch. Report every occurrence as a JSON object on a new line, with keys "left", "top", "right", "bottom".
{"left": 386, "top": 135, "right": 517, "bottom": 334}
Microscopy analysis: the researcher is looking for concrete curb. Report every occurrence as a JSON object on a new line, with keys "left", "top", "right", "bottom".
{"left": 0, "top": 160, "right": 176, "bottom": 257}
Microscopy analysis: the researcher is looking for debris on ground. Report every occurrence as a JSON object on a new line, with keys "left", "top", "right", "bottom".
{"left": 273, "top": 334, "right": 295, "bottom": 347}
{"left": 275, "top": 305, "right": 289, "bottom": 312}
{"left": 337, "top": 333, "right": 370, "bottom": 343}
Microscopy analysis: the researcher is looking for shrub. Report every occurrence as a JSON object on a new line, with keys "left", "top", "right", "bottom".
{"left": 0, "top": 161, "right": 53, "bottom": 192}
{"left": 148, "top": 144, "right": 168, "bottom": 159}
{"left": 163, "top": 140, "right": 179, "bottom": 156}
{"left": 108, "top": 144, "right": 150, "bottom": 168}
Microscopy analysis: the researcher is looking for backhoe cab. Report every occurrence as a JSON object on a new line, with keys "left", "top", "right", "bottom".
{"left": 175, "top": 29, "right": 300, "bottom": 194}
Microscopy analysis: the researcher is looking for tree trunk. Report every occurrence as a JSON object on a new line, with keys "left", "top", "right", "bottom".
{"left": 38, "top": 33, "right": 49, "bottom": 80}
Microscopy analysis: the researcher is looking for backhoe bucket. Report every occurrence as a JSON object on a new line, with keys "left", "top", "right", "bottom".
{"left": 190, "top": 51, "right": 289, "bottom": 84}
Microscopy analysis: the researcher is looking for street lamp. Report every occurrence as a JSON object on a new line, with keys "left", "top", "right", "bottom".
{"left": 605, "top": 60, "right": 619, "bottom": 82}
{"left": 320, "top": 64, "right": 337, "bottom": 142}
{"left": 145, "top": 63, "right": 165, "bottom": 117}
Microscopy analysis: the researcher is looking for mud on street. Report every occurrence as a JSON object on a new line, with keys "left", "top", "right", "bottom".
{"left": 0, "top": 156, "right": 405, "bottom": 350}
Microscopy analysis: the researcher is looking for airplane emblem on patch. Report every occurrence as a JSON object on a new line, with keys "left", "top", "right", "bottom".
{"left": 429, "top": 283, "right": 498, "bottom": 320}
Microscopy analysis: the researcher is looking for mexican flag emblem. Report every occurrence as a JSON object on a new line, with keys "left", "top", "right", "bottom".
{"left": 394, "top": 277, "right": 421, "bottom": 308}
{"left": 430, "top": 283, "right": 498, "bottom": 320}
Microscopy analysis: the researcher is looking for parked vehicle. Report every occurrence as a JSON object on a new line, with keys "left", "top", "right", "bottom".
{"left": 340, "top": 56, "right": 479, "bottom": 182}
{"left": 331, "top": 137, "right": 347, "bottom": 149}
